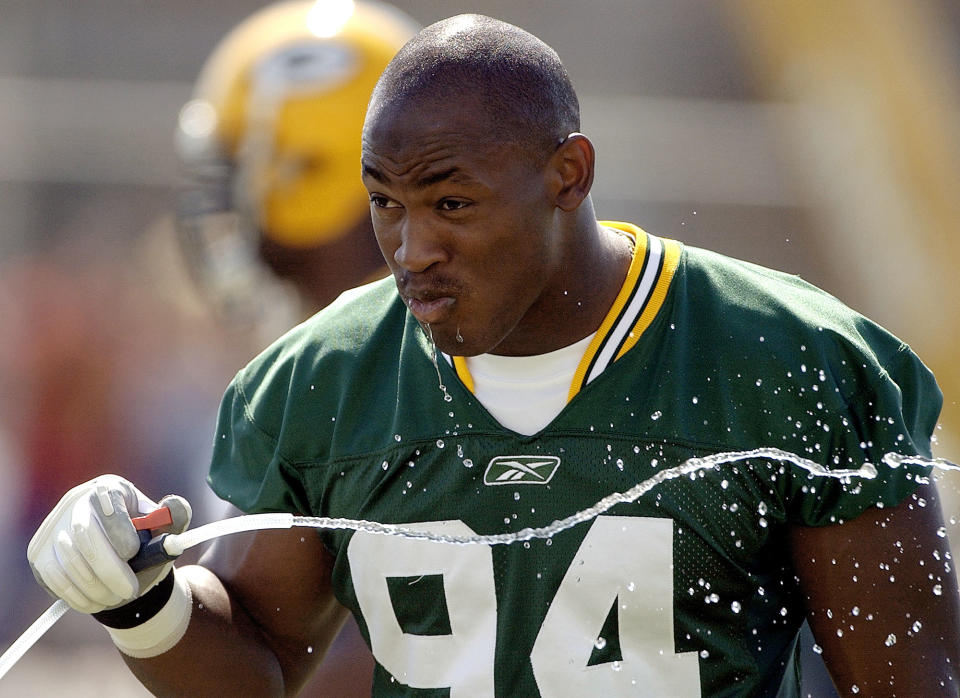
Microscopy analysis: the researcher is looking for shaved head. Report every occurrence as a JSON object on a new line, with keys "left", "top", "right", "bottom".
{"left": 365, "top": 14, "right": 580, "bottom": 158}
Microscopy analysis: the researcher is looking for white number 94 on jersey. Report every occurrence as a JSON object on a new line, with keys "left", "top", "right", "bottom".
{"left": 348, "top": 516, "right": 701, "bottom": 696}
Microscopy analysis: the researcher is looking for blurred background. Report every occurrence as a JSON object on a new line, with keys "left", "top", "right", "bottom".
{"left": 1, "top": 0, "right": 958, "bottom": 695}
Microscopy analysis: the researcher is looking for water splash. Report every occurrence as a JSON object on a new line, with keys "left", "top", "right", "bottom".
{"left": 177, "top": 447, "right": 933, "bottom": 550}
{"left": 1, "top": 446, "right": 954, "bottom": 682}
{"left": 423, "top": 324, "right": 453, "bottom": 403}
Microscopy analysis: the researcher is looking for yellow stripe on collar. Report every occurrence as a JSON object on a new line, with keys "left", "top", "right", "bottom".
{"left": 568, "top": 223, "right": 648, "bottom": 401}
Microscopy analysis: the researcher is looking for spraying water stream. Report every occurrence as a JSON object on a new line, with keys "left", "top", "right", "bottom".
{"left": 1, "top": 447, "right": 956, "bottom": 680}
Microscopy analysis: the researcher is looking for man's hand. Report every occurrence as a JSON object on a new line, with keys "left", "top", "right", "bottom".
{"left": 27, "top": 474, "right": 191, "bottom": 614}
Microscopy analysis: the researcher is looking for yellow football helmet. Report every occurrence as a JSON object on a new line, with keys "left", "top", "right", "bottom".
{"left": 175, "top": 0, "right": 418, "bottom": 328}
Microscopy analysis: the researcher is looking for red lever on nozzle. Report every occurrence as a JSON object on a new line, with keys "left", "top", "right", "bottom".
{"left": 131, "top": 507, "right": 172, "bottom": 531}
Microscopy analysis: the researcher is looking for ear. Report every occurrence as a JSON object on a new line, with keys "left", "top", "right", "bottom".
{"left": 548, "top": 133, "right": 595, "bottom": 212}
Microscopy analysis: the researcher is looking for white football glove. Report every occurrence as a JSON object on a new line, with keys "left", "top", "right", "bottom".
{"left": 27, "top": 475, "right": 191, "bottom": 614}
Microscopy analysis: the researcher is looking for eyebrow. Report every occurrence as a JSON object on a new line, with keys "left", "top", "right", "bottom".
{"left": 361, "top": 163, "right": 473, "bottom": 189}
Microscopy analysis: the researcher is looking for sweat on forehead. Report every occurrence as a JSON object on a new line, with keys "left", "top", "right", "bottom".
{"left": 365, "top": 14, "right": 580, "bottom": 148}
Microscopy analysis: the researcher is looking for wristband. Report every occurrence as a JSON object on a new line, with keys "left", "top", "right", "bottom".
{"left": 96, "top": 569, "right": 194, "bottom": 658}
{"left": 93, "top": 570, "right": 175, "bottom": 629}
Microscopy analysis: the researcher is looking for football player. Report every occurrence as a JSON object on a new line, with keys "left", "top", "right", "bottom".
{"left": 28, "top": 13, "right": 960, "bottom": 696}
{"left": 174, "top": 0, "right": 418, "bottom": 337}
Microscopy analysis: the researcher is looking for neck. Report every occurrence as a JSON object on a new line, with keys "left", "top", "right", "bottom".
{"left": 492, "top": 206, "right": 633, "bottom": 356}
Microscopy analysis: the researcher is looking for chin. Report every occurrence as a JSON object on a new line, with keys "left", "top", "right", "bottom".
{"left": 424, "top": 327, "right": 484, "bottom": 357}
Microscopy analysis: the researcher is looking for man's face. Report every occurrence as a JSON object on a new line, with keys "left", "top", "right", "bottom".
{"left": 361, "top": 98, "right": 563, "bottom": 357}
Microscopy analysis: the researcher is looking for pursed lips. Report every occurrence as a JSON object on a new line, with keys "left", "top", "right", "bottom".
{"left": 398, "top": 281, "right": 459, "bottom": 325}
{"left": 405, "top": 294, "right": 456, "bottom": 324}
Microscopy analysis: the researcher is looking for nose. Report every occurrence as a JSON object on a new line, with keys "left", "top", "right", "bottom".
{"left": 393, "top": 216, "right": 448, "bottom": 273}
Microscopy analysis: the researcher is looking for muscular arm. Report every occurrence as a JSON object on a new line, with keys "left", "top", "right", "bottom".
{"left": 790, "top": 482, "right": 960, "bottom": 696}
{"left": 120, "top": 527, "right": 350, "bottom": 697}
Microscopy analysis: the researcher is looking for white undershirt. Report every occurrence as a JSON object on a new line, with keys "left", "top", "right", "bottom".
{"left": 465, "top": 332, "right": 596, "bottom": 436}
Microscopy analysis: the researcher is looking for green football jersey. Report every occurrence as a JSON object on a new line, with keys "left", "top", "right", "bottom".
{"left": 208, "top": 224, "right": 941, "bottom": 696}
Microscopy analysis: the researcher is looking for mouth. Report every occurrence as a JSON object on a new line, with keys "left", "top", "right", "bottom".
{"left": 404, "top": 294, "right": 456, "bottom": 325}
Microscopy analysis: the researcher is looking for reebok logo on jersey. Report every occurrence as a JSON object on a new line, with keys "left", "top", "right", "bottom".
{"left": 483, "top": 456, "right": 561, "bottom": 486}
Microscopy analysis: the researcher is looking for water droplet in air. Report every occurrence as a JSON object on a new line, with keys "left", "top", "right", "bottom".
{"left": 885, "top": 634, "right": 897, "bottom": 646}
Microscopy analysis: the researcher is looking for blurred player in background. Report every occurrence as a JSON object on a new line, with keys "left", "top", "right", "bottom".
{"left": 175, "top": 0, "right": 418, "bottom": 343}
{"left": 173, "top": 2, "right": 418, "bottom": 695}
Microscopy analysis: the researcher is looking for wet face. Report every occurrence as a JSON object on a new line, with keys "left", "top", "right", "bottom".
{"left": 361, "top": 96, "right": 565, "bottom": 356}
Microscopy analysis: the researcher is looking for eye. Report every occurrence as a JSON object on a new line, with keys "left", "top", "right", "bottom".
{"left": 369, "top": 194, "right": 401, "bottom": 209}
{"left": 437, "top": 198, "right": 470, "bottom": 212}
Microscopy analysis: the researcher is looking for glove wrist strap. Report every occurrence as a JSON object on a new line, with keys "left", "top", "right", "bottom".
{"left": 94, "top": 569, "right": 193, "bottom": 658}
{"left": 92, "top": 569, "right": 175, "bottom": 629}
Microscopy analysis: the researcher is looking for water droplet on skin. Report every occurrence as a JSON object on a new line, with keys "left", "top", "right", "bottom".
{"left": 456, "top": 326, "right": 464, "bottom": 343}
